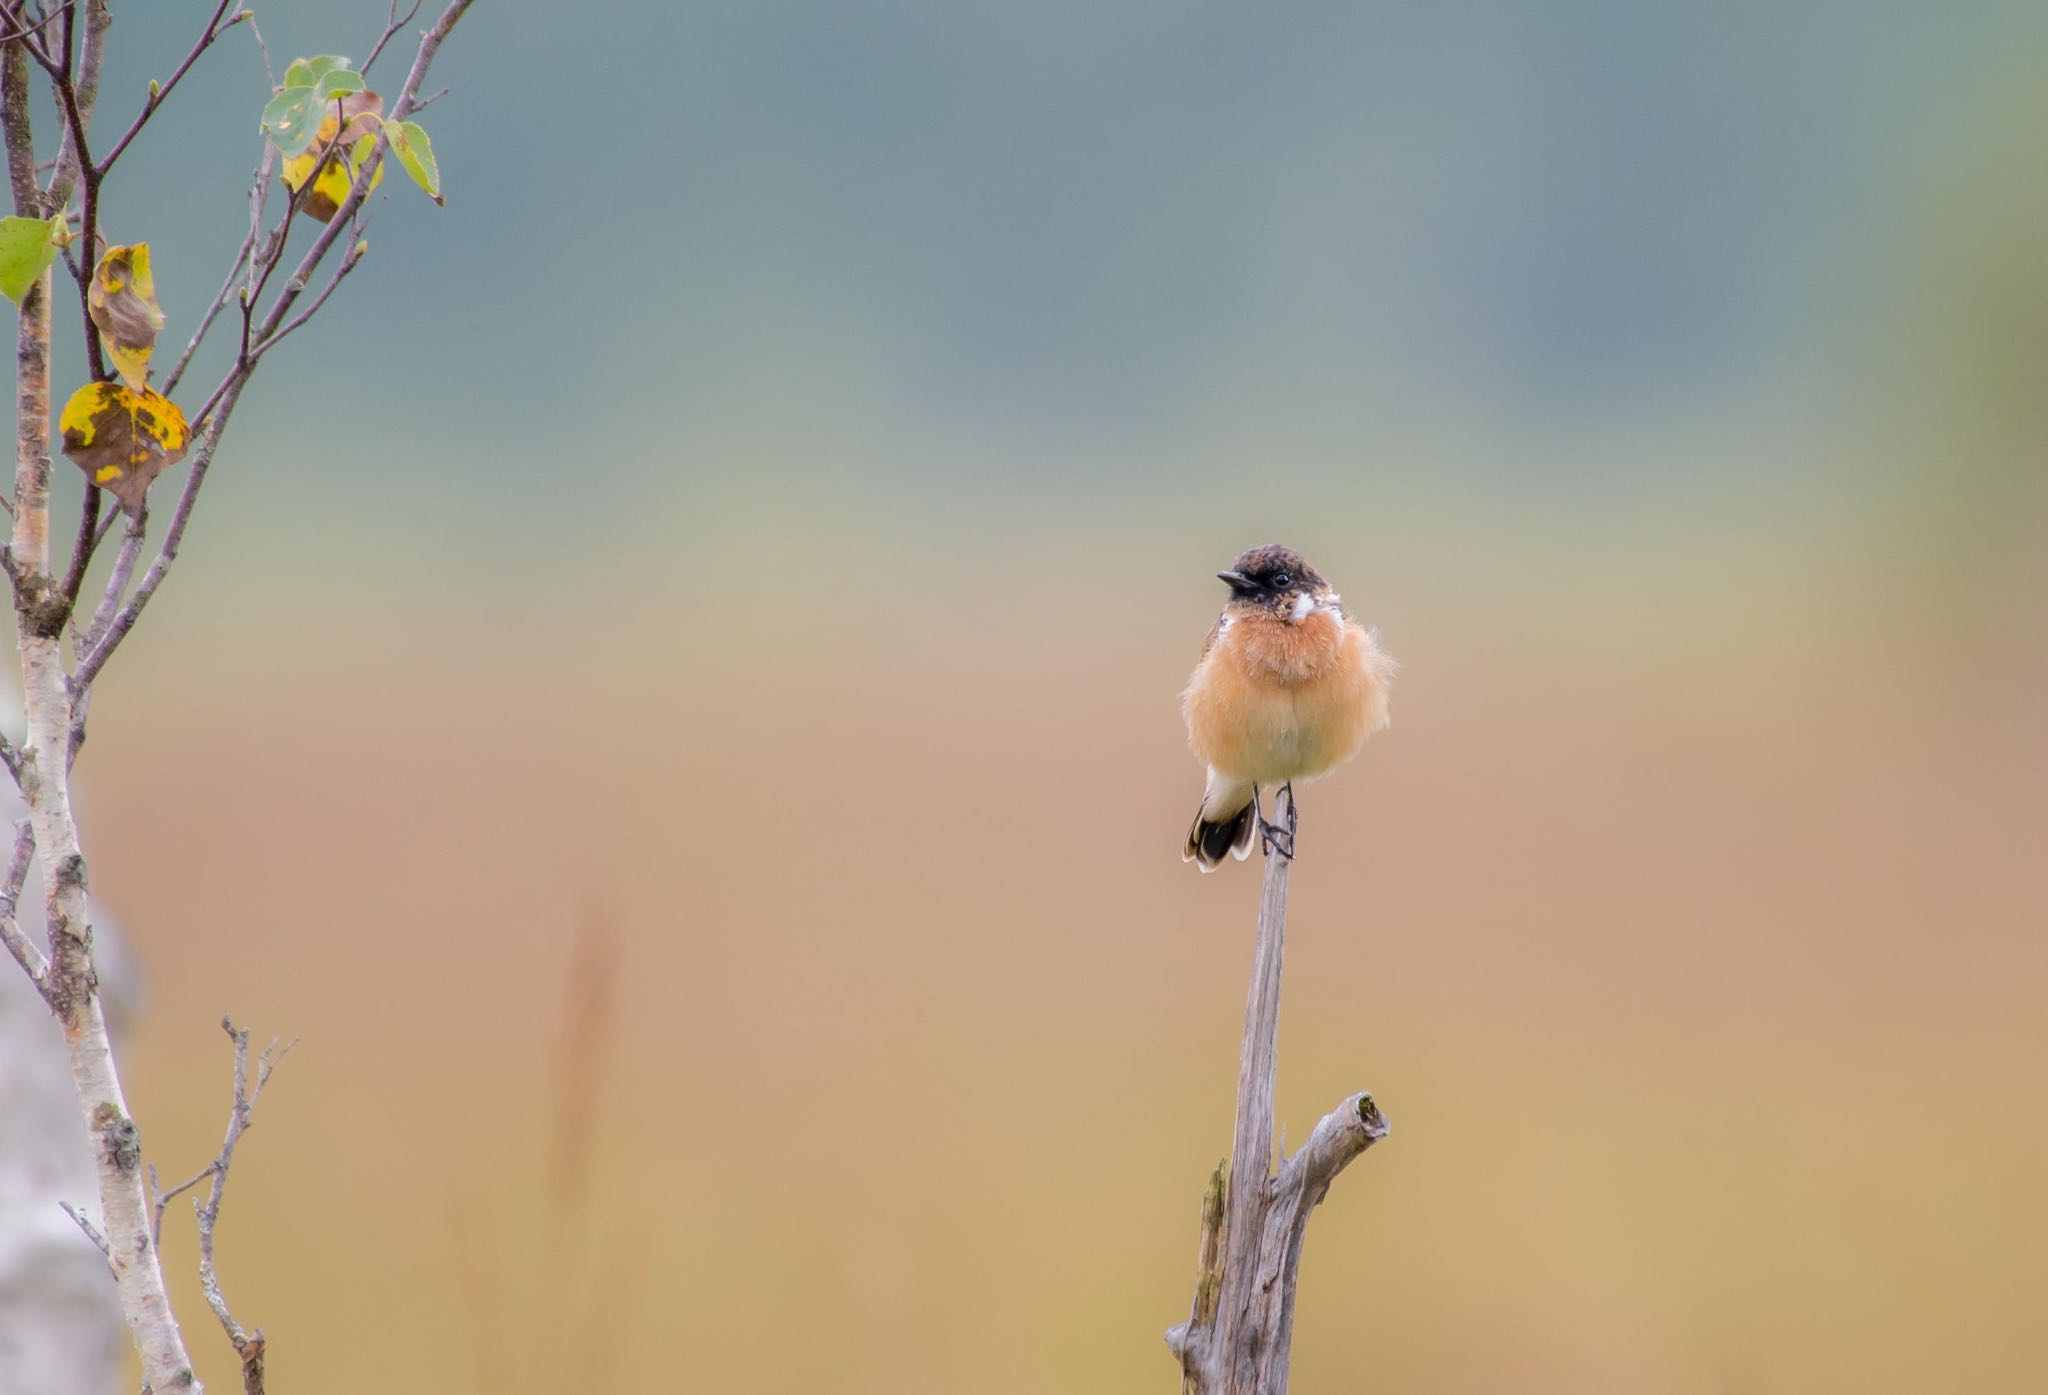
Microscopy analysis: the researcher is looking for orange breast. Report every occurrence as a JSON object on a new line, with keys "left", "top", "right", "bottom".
{"left": 1182, "top": 609, "right": 1393, "bottom": 786}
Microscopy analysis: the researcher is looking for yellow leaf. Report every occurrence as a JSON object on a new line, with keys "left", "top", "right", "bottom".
{"left": 58, "top": 381, "right": 189, "bottom": 518}
{"left": 280, "top": 91, "right": 385, "bottom": 222}
{"left": 87, "top": 245, "right": 167, "bottom": 391}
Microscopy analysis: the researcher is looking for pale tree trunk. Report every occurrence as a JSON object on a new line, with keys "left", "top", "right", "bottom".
{"left": 0, "top": 968, "right": 123, "bottom": 1395}
{"left": 1167, "top": 788, "right": 1390, "bottom": 1394}
{"left": 0, "top": 860, "right": 139, "bottom": 1395}
{"left": 3, "top": 31, "right": 197, "bottom": 1389}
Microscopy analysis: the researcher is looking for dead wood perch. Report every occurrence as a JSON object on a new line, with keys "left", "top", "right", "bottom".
{"left": 1166, "top": 786, "right": 1390, "bottom": 1394}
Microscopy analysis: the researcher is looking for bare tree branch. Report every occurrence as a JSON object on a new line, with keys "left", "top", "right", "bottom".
{"left": 43, "top": 0, "right": 102, "bottom": 205}
{"left": 74, "top": 0, "right": 476, "bottom": 697}
{"left": 75, "top": 505, "right": 139, "bottom": 657}
{"left": 252, "top": 0, "right": 473, "bottom": 346}
{"left": 1167, "top": 788, "right": 1390, "bottom": 1394}
{"left": 244, "top": 222, "right": 369, "bottom": 360}
{"left": 360, "top": 0, "right": 423, "bottom": 77}
{"left": 41, "top": 0, "right": 107, "bottom": 617}
{"left": 0, "top": 818, "right": 31, "bottom": 895}
{"left": 59, "top": 1199, "right": 110, "bottom": 1258}
{"left": 70, "top": 373, "right": 246, "bottom": 690}
{"left": 0, "top": 818, "right": 49, "bottom": 992}
{"left": 91, "top": 0, "right": 240, "bottom": 176}
{"left": 0, "top": 3, "right": 60, "bottom": 78}
{"left": 0, "top": 7, "right": 479, "bottom": 1389}
{"left": 243, "top": 8, "right": 272, "bottom": 89}
{"left": 3, "top": 0, "right": 108, "bottom": 381}
{"left": 194, "top": 1017, "right": 295, "bottom": 1395}
{"left": 0, "top": 2, "right": 68, "bottom": 49}
{"left": 162, "top": 147, "right": 274, "bottom": 397}
{"left": 55, "top": 484, "right": 98, "bottom": 606}
{"left": 66, "top": 507, "right": 140, "bottom": 760}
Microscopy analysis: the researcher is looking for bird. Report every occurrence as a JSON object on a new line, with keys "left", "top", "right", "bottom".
{"left": 1180, "top": 545, "right": 1396, "bottom": 870}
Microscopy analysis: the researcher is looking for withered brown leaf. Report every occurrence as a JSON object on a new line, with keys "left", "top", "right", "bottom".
{"left": 88, "top": 244, "right": 167, "bottom": 391}
{"left": 59, "top": 381, "right": 190, "bottom": 518}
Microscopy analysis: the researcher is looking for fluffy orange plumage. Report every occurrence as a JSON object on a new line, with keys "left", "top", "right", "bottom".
{"left": 1181, "top": 545, "right": 1395, "bottom": 869}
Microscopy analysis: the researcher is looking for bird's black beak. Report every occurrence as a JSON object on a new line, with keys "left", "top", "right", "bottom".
{"left": 1217, "top": 570, "right": 1253, "bottom": 591}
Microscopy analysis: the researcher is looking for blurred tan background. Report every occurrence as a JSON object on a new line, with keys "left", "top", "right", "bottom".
{"left": 24, "top": 0, "right": 2048, "bottom": 1391}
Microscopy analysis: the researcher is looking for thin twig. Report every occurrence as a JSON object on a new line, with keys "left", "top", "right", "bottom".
{"left": 0, "top": 818, "right": 49, "bottom": 991}
{"left": 77, "top": 504, "right": 141, "bottom": 654}
{"left": 60, "top": 1199, "right": 111, "bottom": 1259}
{"left": 8, "top": 0, "right": 108, "bottom": 382}
{"left": 361, "top": 0, "right": 423, "bottom": 77}
{"left": 42, "top": 0, "right": 101, "bottom": 205}
{"left": 244, "top": 9, "right": 273, "bottom": 89}
{"left": 150, "top": 1159, "right": 215, "bottom": 1245}
{"left": 55, "top": 481, "right": 99, "bottom": 605}
{"left": 0, "top": 1, "right": 68, "bottom": 49}
{"left": 71, "top": 373, "right": 246, "bottom": 691}
{"left": 0, "top": 2, "right": 61, "bottom": 73}
{"left": 0, "top": 817, "right": 34, "bottom": 898}
{"left": 235, "top": 167, "right": 318, "bottom": 374}
{"left": 163, "top": 146, "right": 273, "bottom": 396}
{"left": 92, "top": 0, "right": 239, "bottom": 177}
{"left": 253, "top": 0, "right": 473, "bottom": 346}
{"left": 66, "top": 505, "right": 141, "bottom": 763}
{"left": 195, "top": 1017, "right": 296, "bottom": 1395}
{"left": 244, "top": 219, "right": 370, "bottom": 360}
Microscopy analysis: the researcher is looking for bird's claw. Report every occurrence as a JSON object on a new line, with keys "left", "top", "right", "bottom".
{"left": 1258, "top": 821, "right": 1294, "bottom": 859}
{"left": 1255, "top": 783, "right": 1299, "bottom": 860}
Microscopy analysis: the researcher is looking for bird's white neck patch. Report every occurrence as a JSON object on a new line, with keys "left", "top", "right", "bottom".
{"left": 1290, "top": 591, "right": 1343, "bottom": 624}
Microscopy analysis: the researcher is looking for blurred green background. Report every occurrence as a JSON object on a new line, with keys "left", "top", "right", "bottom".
{"left": 25, "top": 0, "right": 2048, "bottom": 1390}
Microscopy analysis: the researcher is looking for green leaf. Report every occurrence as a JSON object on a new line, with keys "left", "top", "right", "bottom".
{"left": 261, "top": 86, "right": 324, "bottom": 156}
{"left": 282, "top": 54, "right": 351, "bottom": 89}
{"left": 0, "top": 213, "right": 65, "bottom": 304}
{"left": 387, "top": 120, "right": 441, "bottom": 203}
{"left": 315, "top": 69, "right": 366, "bottom": 101}
{"left": 278, "top": 91, "right": 386, "bottom": 221}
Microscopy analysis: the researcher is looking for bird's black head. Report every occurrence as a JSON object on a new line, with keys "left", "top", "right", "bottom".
{"left": 1216, "top": 544, "right": 1326, "bottom": 608}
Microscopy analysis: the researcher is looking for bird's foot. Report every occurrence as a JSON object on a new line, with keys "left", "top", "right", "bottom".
{"left": 1256, "top": 784, "right": 1298, "bottom": 859}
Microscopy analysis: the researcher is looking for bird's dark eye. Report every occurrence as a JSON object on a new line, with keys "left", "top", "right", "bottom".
{"left": 1271, "top": 572, "right": 1293, "bottom": 589}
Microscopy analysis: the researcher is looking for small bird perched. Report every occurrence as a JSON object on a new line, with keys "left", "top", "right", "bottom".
{"left": 1181, "top": 545, "right": 1396, "bottom": 869}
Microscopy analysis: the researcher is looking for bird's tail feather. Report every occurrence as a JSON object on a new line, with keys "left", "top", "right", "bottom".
{"left": 1183, "top": 780, "right": 1257, "bottom": 871}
